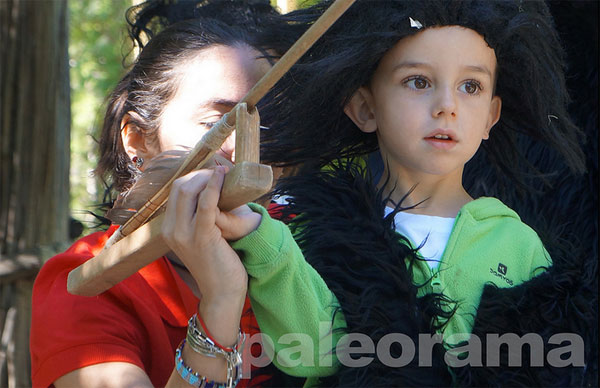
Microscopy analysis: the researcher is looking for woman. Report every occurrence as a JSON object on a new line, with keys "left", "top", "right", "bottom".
{"left": 30, "top": 2, "right": 294, "bottom": 386}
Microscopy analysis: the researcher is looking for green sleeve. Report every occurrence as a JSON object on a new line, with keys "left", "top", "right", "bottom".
{"left": 231, "top": 203, "right": 345, "bottom": 377}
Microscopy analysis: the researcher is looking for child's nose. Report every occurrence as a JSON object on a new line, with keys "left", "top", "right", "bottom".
{"left": 432, "top": 87, "right": 457, "bottom": 118}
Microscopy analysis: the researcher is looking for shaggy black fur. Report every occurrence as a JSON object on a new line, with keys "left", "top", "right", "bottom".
{"left": 456, "top": 2, "right": 598, "bottom": 386}
{"left": 275, "top": 160, "right": 597, "bottom": 387}
{"left": 277, "top": 162, "right": 453, "bottom": 387}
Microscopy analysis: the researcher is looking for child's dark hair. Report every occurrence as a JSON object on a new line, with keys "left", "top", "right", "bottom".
{"left": 95, "top": 0, "right": 287, "bottom": 194}
{"left": 259, "top": 0, "right": 585, "bottom": 192}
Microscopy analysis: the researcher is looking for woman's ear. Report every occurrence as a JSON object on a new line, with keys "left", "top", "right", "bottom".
{"left": 344, "top": 87, "right": 378, "bottom": 133}
{"left": 484, "top": 96, "right": 502, "bottom": 139}
{"left": 121, "top": 113, "right": 149, "bottom": 159}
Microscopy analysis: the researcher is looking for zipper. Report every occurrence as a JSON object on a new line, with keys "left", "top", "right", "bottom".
{"left": 431, "top": 272, "right": 442, "bottom": 294}
{"left": 430, "top": 212, "right": 460, "bottom": 294}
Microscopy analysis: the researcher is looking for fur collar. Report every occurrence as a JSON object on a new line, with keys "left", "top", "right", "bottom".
{"left": 276, "top": 161, "right": 597, "bottom": 387}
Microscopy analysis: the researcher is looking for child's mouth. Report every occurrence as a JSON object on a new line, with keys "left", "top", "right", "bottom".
{"left": 424, "top": 131, "right": 457, "bottom": 149}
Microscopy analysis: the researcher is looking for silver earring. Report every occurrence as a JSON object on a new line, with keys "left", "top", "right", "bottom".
{"left": 132, "top": 156, "right": 144, "bottom": 169}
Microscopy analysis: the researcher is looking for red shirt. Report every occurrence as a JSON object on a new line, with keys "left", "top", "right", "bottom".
{"left": 30, "top": 225, "right": 266, "bottom": 387}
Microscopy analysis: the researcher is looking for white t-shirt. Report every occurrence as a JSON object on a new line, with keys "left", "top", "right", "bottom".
{"left": 384, "top": 207, "right": 456, "bottom": 270}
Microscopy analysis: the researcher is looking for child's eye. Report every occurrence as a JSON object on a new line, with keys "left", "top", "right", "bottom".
{"left": 403, "top": 76, "right": 430, "bottom": 90}
{"left": 459, "top": 80, "right": 482, "bottom": 95}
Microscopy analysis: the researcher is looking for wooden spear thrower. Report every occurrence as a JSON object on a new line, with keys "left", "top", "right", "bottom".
{"left": 67, "top": 0, "right": 355, "bottom": 297}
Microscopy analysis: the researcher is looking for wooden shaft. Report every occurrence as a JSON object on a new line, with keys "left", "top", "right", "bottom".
{"left": 67, "top": 213, "right": 170, "bottom": 297}
{"left": 240, "top": 0, "right": 355, "bottom": 110}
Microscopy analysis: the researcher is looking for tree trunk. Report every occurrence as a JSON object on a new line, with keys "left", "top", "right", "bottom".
{"left": 0, "top": 0, "right": 70, "bottom": 386}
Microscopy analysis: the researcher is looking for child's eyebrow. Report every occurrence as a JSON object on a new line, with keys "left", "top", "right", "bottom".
{"left": 392, "top": 61, "right": 431, "bottom": 72}
{"left": 463, "top": 65, "right": 493, "bottom": 79}
{"left": 392, "top": 62, "right": 493, "bottom": 79}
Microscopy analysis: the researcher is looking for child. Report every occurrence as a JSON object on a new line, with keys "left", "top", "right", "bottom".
{"left": 227, "top": 0, "right": 597, "bottom": 386}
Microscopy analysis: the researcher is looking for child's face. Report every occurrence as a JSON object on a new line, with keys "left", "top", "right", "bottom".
{"left": 346, "top": 26, "right": 501, "bottom": 182}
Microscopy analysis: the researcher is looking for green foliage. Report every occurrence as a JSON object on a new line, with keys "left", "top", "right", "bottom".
{"left": 69, "top": 0, "right": 133, "bottom": 232}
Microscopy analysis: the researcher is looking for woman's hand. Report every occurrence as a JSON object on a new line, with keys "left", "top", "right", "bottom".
{"left": 161, "top": 167, "right": 259, "bottom": 301}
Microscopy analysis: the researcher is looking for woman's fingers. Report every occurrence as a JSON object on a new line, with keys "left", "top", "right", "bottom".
{"left": 195, "top": 167, "right": 227, "bottom": 233}
{"left": 162, "top": 169, "right": 213, "bottom": 244}
{"left": 173, "top": 169, "right": 213, "bottom": 223}
{"left": 159, "top": 166, "right": 249, "bottom": 299}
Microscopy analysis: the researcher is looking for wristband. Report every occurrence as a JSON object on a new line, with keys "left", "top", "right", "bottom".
{"left": 195, "top": 312, "right": 235, "bottom": 352}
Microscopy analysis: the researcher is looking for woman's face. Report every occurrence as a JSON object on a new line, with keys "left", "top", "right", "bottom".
{"left": 151, "top": 44, "right": 271, "bottom": 161}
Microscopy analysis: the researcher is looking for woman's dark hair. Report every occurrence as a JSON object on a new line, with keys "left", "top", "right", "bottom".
{"left": 259, "top": 0, "right": 586, "bottom": 193}
{"left": 126, "top": 0, "right": 289, "bottom": 53}
{"left": 95, "top": 0, "right": 287, "bottom": 194}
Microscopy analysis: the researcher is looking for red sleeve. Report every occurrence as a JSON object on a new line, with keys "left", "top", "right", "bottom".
{"left": 30, "top": 229, "right": 148, "bottom": 388}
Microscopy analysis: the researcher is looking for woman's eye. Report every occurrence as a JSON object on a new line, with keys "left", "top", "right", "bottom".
{"left": 404, "top": 76, "right": 430, "bottom": 90}
{"left": 199, "top": 121, "right": 217, "bottom": 129}
{"left": 459, "top": 80, "right": 482, "bottom": 95}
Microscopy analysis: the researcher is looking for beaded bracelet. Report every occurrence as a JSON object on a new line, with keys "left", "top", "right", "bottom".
{"left": 175, "top": 340, "right": 227, "bottom": 388}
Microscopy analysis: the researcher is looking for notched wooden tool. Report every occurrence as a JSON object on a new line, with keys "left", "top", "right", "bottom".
{"left": 67, "top": 0, "right": 356, "bottom": 297}
{"left": 68, "top": 104, "right": 272, "bottom": 296}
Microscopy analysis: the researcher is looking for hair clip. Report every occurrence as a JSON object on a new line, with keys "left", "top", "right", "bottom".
{"left": 409, "top": 17, "right": 423, "bottom": 29}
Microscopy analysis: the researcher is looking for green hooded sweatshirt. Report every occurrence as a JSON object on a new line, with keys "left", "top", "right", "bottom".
{"left": 231, "top": 197, "right": 551, "bottom": 378}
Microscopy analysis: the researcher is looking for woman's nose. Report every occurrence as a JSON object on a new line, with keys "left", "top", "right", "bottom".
{"left": 221, "top": 130, "right": 236, "bottom": 162}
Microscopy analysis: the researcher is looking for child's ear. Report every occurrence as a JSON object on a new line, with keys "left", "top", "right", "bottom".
{"left": 121, "top": 112, "right": 149, "bottom": 159}
{"left": 484, "top": 96, "right": 502, "bottom": 139}
{"left": 344, "top": 87, "right": 378, "bottom": 133}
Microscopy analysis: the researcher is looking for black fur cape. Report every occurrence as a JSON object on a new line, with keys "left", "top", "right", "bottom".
{"left": 275, "top": 162, "right": 597, "bottom": 387}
